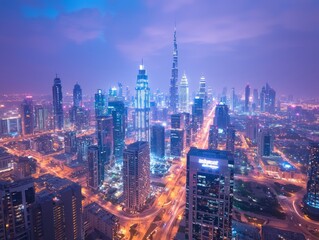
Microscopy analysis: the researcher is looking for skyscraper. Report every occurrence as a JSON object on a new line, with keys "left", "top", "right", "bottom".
{"left": 208, "top": 125, "right": 218, "bottom": 150}
{"left": 96, "top": 116, "right": 113, "bottom": 184}
{"left": 257, "top": 129, "right": 273, "bottom": 157}
{"left": 226, "top": 127, "right": 236, "bottom": 154}
{"left": 198, "top": 75, "right": 207, "bottom": 111}
{"left": 246, "top": 117, "right": 259, "bottom": 144}
{"left": 260, "top": 83, "right": 276, "bottom": 113}
{"left": 73, "top": 83, "right": 82, "bottom": 108}
{"left": 170, "top": 114, "right": 185, "bottom": 157}
{"left": 95, "top": 89, "right": 107, "bottom": 117}
{"left": 245, "top": 84, "right": 250, "bottom": 112}
{"left": 179, "top": 73, "right": 189, "bottom": 113}
{"left": 123, "top": 141, "right": 150, "bottom": 213}
{"left": 88, "top": 145, "right": 99, "bottom": 190}
{"left": 52, "top": 75, "right": 64, "bottom": 130}
{"left": 108, "top": 101, "right": 126, "bottom": 160}
{"left": 135, "top": 64, "right": 150, "bottom": 142}
{"left": 32, "top": 176, "right": 82, "bottom": 240}
{"left": 252, "top": 88, "right": 259, "bottom": 111}
{"left": 304, "top": 143, "right": 319, "bottom": 219}
{"left": 20, "top": 96, "right": 34, "bottom": 135}
{"left": 0, "top": 179, "right": 35, "bottom": 240}
{"left": 192, "top": 96, "right": 204, "bottom": 133}
{"left": 214, "top": 103, "right": 230, "bottom": 131}
{"left": 151, "top": 124, "right": 165, "bottom": 159}
{"left": 169, "top": 27, "right": 178, "bottom": 113}
{"left": 35, "top": 104, "right": 47, "bottom": 131}
{"left": 185, "top": 148, "right": 234, "bottom": 239}
{"left": 64, "top": 131, "right": 77, "bottom": 154}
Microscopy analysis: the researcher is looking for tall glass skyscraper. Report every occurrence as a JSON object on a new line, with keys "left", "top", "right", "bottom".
{"left": 169, "top": 27, "right": 178, "bottom": 113}
{"left": 186, "top": 148, "right": 234, "bottom": 239}
{"left": 179, "top": 73, "right": 189, "bottom": 113}
{"left": 135, "top": 64, "right": 150, "bottom": 142}
{"left": 213, "top": 103, "right": 230, "bottom": 131}
{"left": 73, "top": 83, "right": 82, "bottom": 108}
{"left": 95, "top": 89, "right": 107, "bottom": 117}
{"left": 52, "top": 75, "right": 64, "bottom": 130}
{"left": 20, "top": 96, "right": 34, "bottom": 135}
{"left": 245, "top": 84, "right": 250, "bottom": 112}
{"left": 305, "top": 143, "right": 319, "bottom": 219}
{"left": 198, "top": 75, "right": 207, "bottom": 100}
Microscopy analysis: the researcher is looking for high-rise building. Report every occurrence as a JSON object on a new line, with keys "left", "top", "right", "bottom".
{"left": 123, "top": 141, "right": 150, "bottom": 213}
{"left": 96, "top": 116, "right": 113, "bottom": 184}
{"left": 179, "top": 73, "right": 189, "bottom": 113}
{"left": 192, "top": 96, "right": 204, "bottom": 133}
{"left": 64, "top": 131, "right": 77, "bottom": 154}
{"left": 198, "top": 75, "right": 207, "bottom": 110}
{"left": 20, "top": 96, "right": 34, "bottom": 135}
{"left": 0, "top": 116, "right": 21, "bottom": 137}
{"left": 226, "top": 127, "right": 236, "bottom": 154}
{"left": 252, "top": 88, "right": 259, "bottom": 111}
{"left": 52, "top": 75, "right": 64, "bottom": 130}
{"left": 34, "top": 104, "right": 47, "bottom": 131}
{"left": 257, "top": 129, "right": 273, "bottom": 157}
{"left": 185, "top": 148, "right": 234, "bottom": 239}
{"left": 246, "top": 117, "right": 259, "bottom": 144}
{"left": 88, "top": 145, "right": 99, "bottom": 190}
{"left": 0, "top": 147, "right": 14, "bottom": 172}
{"left": 245, "top": 84, "right": 250, "bottom": 112}
{"left": 77, "top": 136, "right": 93, "bottom": 162}
{"left": 183, "top": 112, "right": 192, "bottom": 147}
{"left": 108, "top": 101, "right": 126, "bottom": 160}
{"left": 151, "top": 124, "right": 165, "bottom": 159}
{"left": 214, "top": 103, "right": 230, "bottom": 131}
{"left": 231, "top": 87, "right": 236, "bottom": 111}
{"left": 260, "top": 83, "right": 276, "bottom": 113}
{"left": 32, "top": 176, "right": 82, "bottom": 240}
{"left": 73, "top": 83, "right": 82, "bottom": 108}
{"left": 170, "top": 113, "right": 185, "bottom": 157}
{"left": 169, "top": 27, "right": 179, "bottom": 113}
{"left": 135, "top": 64, "right": 150, "bottom": 142}
{"left": 0, "top": 178, "right": 35, "bottom": 240}
{"left": 304, "top": 143, "right": 319, "bottom": 219}
{"left": 95, "top": 89, "right": 107, "bottom": 117}
{"left": 208, "top": 125, "right": 218, "bottom": 150}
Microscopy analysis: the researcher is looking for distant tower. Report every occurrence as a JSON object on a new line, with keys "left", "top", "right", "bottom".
{"left": 192, "top": 97, "right": 204, "bottom": 133}
{"left": 245, "top": 84, "right": 250, "bottom": 112}
{"left": 95, "top": 89, "right": 107, "bottom": 117}
{"left": 198, "top": 75, "right": 207, "bottom": 107}
{"left": 135, "top": 64, "right": 150, "bottom": 142}
{"left": 179, "top": 73, "right": 189, "bottom": 113}
{"left": 214, "top": 103, "right": 230, "bottom": 131}
{"left": 73, "top": 83, "right": 82, "bottom": 108}
{"left": 305, "top": 143, "right": 319, "bottom": 219}
{"left": 169, "top": 26, "right": 179, "bottom": 113}
{"left": 88, "top": 145, "right": 99, "bottom": 190}
{"left": 21, "top": 96, "right": 34, "bottom": 135}
{"left": 123, "top": 141, "right": 150, "bottom": 213}
{"left": 52, "top": 75, "right": 64, "bottom": 130}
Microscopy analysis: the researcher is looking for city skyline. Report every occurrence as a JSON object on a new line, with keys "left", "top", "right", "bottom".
{"left": 0, "top": 1, "right": 319, "bottom": 98}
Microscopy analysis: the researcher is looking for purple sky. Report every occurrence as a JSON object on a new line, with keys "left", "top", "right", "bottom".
{"left": 0, "top": 0, "right": 319, "bottom": 98}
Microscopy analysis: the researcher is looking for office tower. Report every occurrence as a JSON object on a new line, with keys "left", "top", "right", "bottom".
{"left": 179, "top": 73, "right": 189, "bottom": 113}
{"left": 257, "top": 129, "right": 273, "bottom": 157}
{"left": 135, "top": 64, "right": 150, "bottom": 142}
{"left": 226, "top": 127, "right": 236, "bottom": 154}
{"left": 35, "top": 104, "right": 47, "bottom": 131}
{"left": 95, "top": 89, "right": 107, "bottom": 117}
{"left": 198, "top": 76, "right": 207, "bottom": 111}
{"left": 118, "top": 82, "right": 123, "bottom": 99}
{"left": 0, "top": 178, "right": 35, "bottom": 240}
{"left": 231, "top": 88, "right": 236, "bottom": 111}
{"left": 52, "top": 75, "right": 64, "bottom": 130}
{"left": 96, "top": 116, "right": 113, "bottom": 184}
{"left": 151, "top": 124, "right": 165, "bottom": 159}
{"left": 64, "top": 131, "right": 77, "bottom": 154}
{"left": 169, "top": 27, "right": 179, "bottom": 113}
{"left": 260, "top": 83, "right": 276, "bottom": 113}
{"left": 192, "top": 96, "right": 204, "bottom": 133}
{"left": 245, "top": 84, "right": 250, "bottom": 112}
{"left": 13, "top": 157, "right": 33, "bottom": 180}
{"left": 88, "top": 145, "right": 99, "bottom": 190}
{"left": 304, "top": 143, "right": 319, "bottom": 219}
{"left": 246, "top": 117, "right": 259, "bottom": 144}
{"left": 73, "top": 83, "right": 82, "bottom": 108}
{"left": 214, "top": 103, "right": 230, "bottom": 131}
{"left": 185, "top": 148, "right": 234, "bottom": 239}
{"left": 0, "top": 116, "right": 21, "bottom": 137}
{"left": 20, "top": 96, "right": 34, "bottom": 135}
{"left": 170, "top": 114, "right": 185, "bottom": 157}
{"left": 84, "top": 202, "right": 120, "bottom": 239}
{"left": 77, "top": 136, "right": 93, "bottom": 162}
{"left": 181, "top": 112, "right": 192, "bottom": 147}
{"left": 32, "top": 176, "right": 82, "bottom": 240}
{"left": 123, "top": 141, "right": 150, "bottom": 213}
{"left": 108, "top": 101, "right": 126, "bottom": 160}
{"left": 208, "top": 125, "right": 218, "bottom": 150}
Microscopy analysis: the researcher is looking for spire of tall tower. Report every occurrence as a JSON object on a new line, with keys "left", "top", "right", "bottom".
{"left": 170, "top": 25, "right": 179, "bottom": 113}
